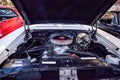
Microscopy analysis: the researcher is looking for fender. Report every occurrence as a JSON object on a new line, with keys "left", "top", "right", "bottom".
{"left": 0, "top": 26, "right": 25, "bottom": 64}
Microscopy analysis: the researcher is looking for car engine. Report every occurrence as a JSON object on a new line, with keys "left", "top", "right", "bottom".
{"left": 1, "top": 30, "right": 120, "bottom": 80}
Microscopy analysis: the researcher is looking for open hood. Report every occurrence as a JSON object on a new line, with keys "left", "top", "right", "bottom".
{"left": 11, "top": 0, "right": 117, "bottom": 25}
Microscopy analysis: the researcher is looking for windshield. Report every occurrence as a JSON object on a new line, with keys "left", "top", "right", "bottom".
{"left": 0, "top": 8, "right": 17, "bottom": 18}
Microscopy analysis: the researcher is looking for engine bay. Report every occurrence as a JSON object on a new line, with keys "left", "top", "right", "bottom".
{"left": 1, "top": 30, "right": 120, "bottom": 80}
{"left": 14, "top": 30, "right": 108, "bottom": 59}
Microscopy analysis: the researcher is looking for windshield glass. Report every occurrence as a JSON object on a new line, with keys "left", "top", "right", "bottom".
{"left": 0, "top": 8, "right": 17, "bottom": 17}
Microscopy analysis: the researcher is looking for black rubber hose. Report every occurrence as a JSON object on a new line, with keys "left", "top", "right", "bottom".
{"left": 65, "top": 49, "right": 99, "bottom": 58}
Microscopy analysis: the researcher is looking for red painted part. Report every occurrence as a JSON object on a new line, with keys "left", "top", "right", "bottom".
{"left": 54, "top": 36, "right": 71, "bottom": 40}
{"left": 0, "top": 6, "right": 24, "bottom": 39}
{"left": 70, "top": 53, "right": 79, "bottom": 58}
